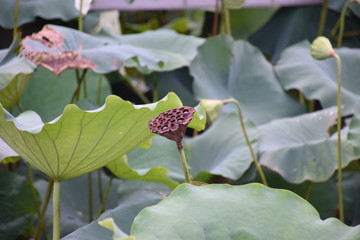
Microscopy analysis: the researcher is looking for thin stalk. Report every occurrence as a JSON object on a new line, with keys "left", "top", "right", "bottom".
{"left": 225, "top": 98, "right": 268, "bottom": 186}
{"left": 82, "top": 75, "right": 88, "bottom": 98}
{"left": 304, "top": 181, "right": 313, "bottom": 201}
{"left": 122, "top": 74, "right": 151, "bottom": 103}
{"left": 212, "top": 0, "right": 220, "bottom": 36}
{"left": 221, "top": 0, "right": 232, "bottom": 35}
{"left": 97, "top": 74, "right": 103, "bottom": 105}
{"left": 28, "top": 164, "right": 40, "bottom": 217}
{"left": 177, "top": 142, "right": 191, "bottom": 183}
{"left": 308, "top": 100, "right": 315, "bottom": 112}
{"left": 317, "top": 0, "right": 328, "bottom": 36}
{"left": 88, "top": 172, "right": 93, "bottom": 222}
{"left": 334, "top": 54, "right": 344, "bottom": 222}
{"left": 96, "top": 175, "right": 114, "bottom": 218}
{"left": 152, "top": 72, "right": 158, "bottom": 102}
{"left": 52, "top": 180, "right": 61, "bottom": 240}
{"left": 78, "top": 0, "right": 84, "bottom": 32}
{"left": 71, "top": 69, "right": 88, "bottom": 103}
{"left": 13, "top": 0, "right": 20, "bottom": 39}
{"left": 34, "top": 179, "right": 54, "bottom": 240}
{"left": 97, "top": 169, "right": 103, "bottom": 205}
{"left": 337, "top": 0, "right": 352, "bottom": 48}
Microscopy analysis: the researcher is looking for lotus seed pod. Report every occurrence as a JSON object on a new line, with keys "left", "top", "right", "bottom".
{"left": 310, "top": 36, "right": 335, "bottom": 60}
{"left": 148, "top": 106, "right": 195, "bottom": 145}
{"left": 199, "top": 99, "right": 224, "bottom": 123}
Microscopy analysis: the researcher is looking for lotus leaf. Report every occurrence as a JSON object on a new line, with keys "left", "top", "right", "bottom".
{"left": 0, "top": 92, "right": 188, "bottom": 180}
{"left": 258, "top": 107, "right": 357, "bottom": 183}
{"left": 21, "top": 25, "right": 204, "bottom": 75}
{"left": 348, "top": 114, "right": 360, "bottom": 157}
{"left": 0, "top": 38, "right": 35, "bottom": 109}
{"left": 0, "top": 0, "right": 79, "bottom": 29}
{"left": 190, "top": 35, "right": 305, "bottom": 125}
{"left": 275, "top": 41, "right": 360, "bottom": 116}
{"left": 130, "top": 184, "right": 360, "bottom": 240}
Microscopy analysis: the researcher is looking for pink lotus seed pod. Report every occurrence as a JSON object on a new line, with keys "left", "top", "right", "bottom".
{"left": 148, "top": 106, "right": 195, "bottom": 146}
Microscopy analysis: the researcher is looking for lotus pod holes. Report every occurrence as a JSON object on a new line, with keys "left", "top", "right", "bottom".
{"left": 148, "top": 106, "right": 195, "bottom": 147}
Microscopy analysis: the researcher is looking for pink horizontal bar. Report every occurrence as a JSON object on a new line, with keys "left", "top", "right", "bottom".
{"left": 91, "top": 0, "right": 323, "bottom": 11}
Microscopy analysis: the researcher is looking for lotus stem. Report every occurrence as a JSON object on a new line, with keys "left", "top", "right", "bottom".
{"left": 34, "top": 179, "right": 54, "bottom": 240}
{"left": 52, "top": 180, "right": 61, "bottom": 240}
{"left": 97, "top": 169, "right": 103, "bottom": 204}
{"left": 304, "top": 181, "right": 313, "bottom": 201}
{"left": 334, "top": 53, "right": 344, "bottom": 222}
{"left": 177, "top": 142, "right": 191, "bottom": 184}
{"left": 96, "top": 175, "right": 114, "bottom": 218}
{"left": 13, "top": 0, "right": 20, "bottom": 39}
{"left": 221, "top": 0, "right": 232, "bottom": 36}
{"left": 152, "top": 72, "right": 158, "bottom": 102}
{"left": 317, "top": 0, "right": 328, "bottom": 36}
{"left": 224, "top": 98, "right": 268, "bottom": 186}
{"left": 337, "top": 0, "right": 352, "bottom": 47}
{"left": 97, "top": 74, "right": 103, "bottom": 105}
{"left": 88, "top": 172, "right": 93, "bottom": 222}
{"left": 78, "top": 0, "right": 84, "bottom": 32}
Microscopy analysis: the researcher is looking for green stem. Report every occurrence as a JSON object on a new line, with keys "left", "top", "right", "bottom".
{"left": 78, "top": 0, "right": 84, "bottom": 32}
{"left": 97, "top": 74, "right": 103, "bottom": 105}
{"left": 97, "top": 169, "right": 103, "bottom": 204}
{"left": 13, "top": 0, "right": 20, "bottom": 40}
{"left": 34, "top": 179, "right": 53, "bottom": 240}
{"left": 122, "top": 74, "right": 151, "bottom": 103}
{"left": 221, "top": 0, "right": 232, "bottom": 36}
{"left": 334, "top": 54, "right": 344, "bottom": 222}
{"left": 71, "top": 69, "right": 88, "bottom": 103}
{"left": 28, "top": 164, "right": 40, "bottom": 217}
{"left": 317, "top": 0, "right": 328, "bottom": 36}
{"left": 152, "top": 72, "right": 158, "bottom": 102}
{"left": 337, "top": 0, "right": 352, "bottom": 48}
{"left": 225, "top": 98, "right": 268, "bottom": 186}
{"left": 177, "top": 142, "right": 191, "bottom": 183}
{"left": 52, "top": 180, "right": 61, "bottom": 240}
{"left": 88, "top": 172, "right": 93, "bottom": 222}
{"left": 304, "top": 181, "right": 313, "bottom": 201}
{"left": 96, "top": 175, "right": 114, "bottom": 218}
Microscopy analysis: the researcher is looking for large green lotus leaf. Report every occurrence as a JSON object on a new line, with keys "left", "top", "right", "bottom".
{"left": 258, "top": 107, "right": 356, "bottom": 183}
{"left": 275, "top": 41, "right": 360, "bottom": 116}
{"left": 190, "top": 35, "right": 305, "bottom": 125}
{"left": 130, "top": 183, "right": 360, "bottom": 240}
{"left": 348, "top": 114, "right": 360, "bottom": 157}
{"left": 0, "top": 138, "right": 18, "bottom": 161}
{"left": 186, "top": 113, "right": 258, "bottom": 180}
{"left": 0, "top": 0, "right": 79, "bottom": 29}
{"left": 19, "top": 67, "right": 111, "bottom": 122}
{"left": 0, "top": 38, "right": 35, "bottom": 109}
{"left": 61, "top": 180, "right": 170, "bottom": 240}
{"left": 21, "top": 25, "right": 204, "bottom": 75}
{"left": 115, "top": 29, "right": 204, "bottom": 71}
{"left": 0, "top": 92, "right": 185, "bottom": 180}
{"left": 0, "top": 170, "right": 40, "bottom": 240}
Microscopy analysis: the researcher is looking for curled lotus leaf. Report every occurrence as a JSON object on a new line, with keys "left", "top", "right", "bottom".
{"left": 21, "top": 25, "right": 204, "bottom": 75}
{"left": 0, "top": 0, "right": 79, "bottom": 29}
{"left": 0, "top": 92, "right": 187, "bottom": 180}
{"left": 0, "top": 38, "right": 35, "bottom": 109}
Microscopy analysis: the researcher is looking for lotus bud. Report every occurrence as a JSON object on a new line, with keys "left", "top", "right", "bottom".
{"left": 310, "top": 36, "right": 336, "bottom": 60}
{"left": 199, "top": 99, "right": 225, "bottom": 123}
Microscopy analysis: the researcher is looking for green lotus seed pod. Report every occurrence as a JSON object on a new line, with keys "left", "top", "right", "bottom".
{"left": 310, "top": 36, "right": 335, "bottom": 60}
